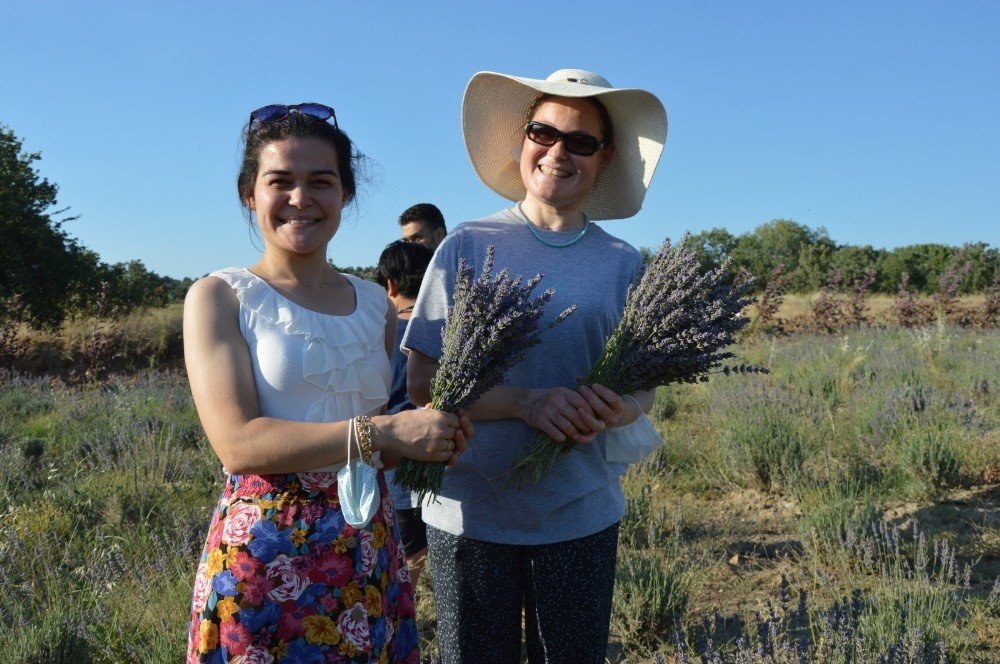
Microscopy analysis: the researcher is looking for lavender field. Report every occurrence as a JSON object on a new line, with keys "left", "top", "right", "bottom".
{"left": 1, "top": 322, "right": 998, "bottom": 662}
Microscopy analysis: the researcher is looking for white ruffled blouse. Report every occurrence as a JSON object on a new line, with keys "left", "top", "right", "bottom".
{"left": 209, "top": 268, "right": 392, "bottom": 435}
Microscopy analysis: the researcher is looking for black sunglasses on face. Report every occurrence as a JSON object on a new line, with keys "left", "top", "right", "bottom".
{"left": 249, "top": 103, "right": 338, "bottom": 129}
{"left": 524, "top": 121, "right": 606, "bottom": 156}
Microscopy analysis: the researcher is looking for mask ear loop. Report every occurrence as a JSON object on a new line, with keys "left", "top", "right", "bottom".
{"left": 348, "top": 416, "right": 359, "bottom": 486}
{"left": 346, "top": 417, "right": 354, "bottom": 466}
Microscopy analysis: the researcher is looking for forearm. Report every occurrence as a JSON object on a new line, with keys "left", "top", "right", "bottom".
{"left": 204, "top": 416, "right": 376, "bottom": 475}
{"left": 406, "top": 350, "right": 437, "bottom": 407}
{"left": 461, "top": 384, "right": 536, "bottom": 422}
{"left": 615, "top": 389, "right": 655, "bottom": 428}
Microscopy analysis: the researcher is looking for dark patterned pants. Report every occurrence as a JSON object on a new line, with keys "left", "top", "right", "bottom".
{"left": 426, "top": 522, "right": 620, "bottom": 664}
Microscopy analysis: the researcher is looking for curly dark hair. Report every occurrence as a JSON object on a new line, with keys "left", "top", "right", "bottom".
{"left": 374, "top": 240, "right": 433, "bottom": 299}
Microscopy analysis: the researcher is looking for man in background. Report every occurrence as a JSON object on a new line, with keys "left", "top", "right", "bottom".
{"left": 375, "top": 240, "right": 435, "bottom": 589}
{"left": 398, "top": 203, "right": 447, "bottom": 250}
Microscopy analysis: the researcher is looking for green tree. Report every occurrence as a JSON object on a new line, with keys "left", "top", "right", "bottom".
{"left": 956, "top": 242, "right": 999, "bottom": 294}
{"left": 795, "top": 242, "right": 836, "bottom": 292}
{"left": 0, "top": 125, "right": 101, "bottom": 326}
{"left": 100, "top": 260, "right": 170, "bottom": 311}
{"left": 729, "top": 219, "right": 834, "bottom": 291}
{"left": 829, "top": 245, "right": 886, "bottom": 291}
{"left": 682, "top": 228, "right": 737, "bottom": 271}
{"left": 880, "top": 244, "right": 955, "bottom": 294}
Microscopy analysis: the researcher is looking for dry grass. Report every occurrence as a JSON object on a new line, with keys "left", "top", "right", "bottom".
{"left": 10, "top": 303, "right": 183, "bottom": 375}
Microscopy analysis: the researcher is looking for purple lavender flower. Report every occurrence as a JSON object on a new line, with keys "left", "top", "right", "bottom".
{"left": 394, "top": 246, "right": 573, "bottom": 501}
{"left": 511, "top": 236, "right": 766, "bottom": 483}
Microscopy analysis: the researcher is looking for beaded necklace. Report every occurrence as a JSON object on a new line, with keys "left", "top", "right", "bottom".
{"left": 515, "top": 202, "right": 590, "bottom": 249}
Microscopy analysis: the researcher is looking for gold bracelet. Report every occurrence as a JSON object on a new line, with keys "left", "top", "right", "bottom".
{"left": 355, "top": 414, "right": 374, "bottom": 466}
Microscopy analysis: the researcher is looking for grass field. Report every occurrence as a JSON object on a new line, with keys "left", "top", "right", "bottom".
{"left": 1, "top": 315, "right": 998, "bottom": 661}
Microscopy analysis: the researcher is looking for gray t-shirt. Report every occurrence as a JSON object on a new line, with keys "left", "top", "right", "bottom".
{"left": 402, "top": 209, "right": 643, "bottom": 545}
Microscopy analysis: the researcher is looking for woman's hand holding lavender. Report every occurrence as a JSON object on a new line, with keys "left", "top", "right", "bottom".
{"left": 376, "top": 407, "right": 471, "bottom": 467}
{"left": 519, "top": 386, "right": 608, "bottom": 444}
{"left": 511, "top": 236, "right": 767, "bottom": 484}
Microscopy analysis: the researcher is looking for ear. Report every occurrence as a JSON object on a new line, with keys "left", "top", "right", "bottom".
{"left": 386, "top": 277, "right": 400, "bottom": 299}
{"left": 433, "top": 228, "right": 446, "bottom": 244}
{"left": 245, "top": 195, "right": 256, "bottom": 211}
{"left": 598, "top": 144, "right": 616, "bottom": 172}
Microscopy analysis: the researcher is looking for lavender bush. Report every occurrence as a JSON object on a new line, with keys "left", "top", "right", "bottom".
{"left": 393, "top": 246, "right": 573, "bottom": 501}
{"left": 2, "top": 321, "right": 995, "bottom": 658}
{"left": 668, "top": 521, "right": 997, "bottom": 663}
{"left": 511, "top": 236, "right": 764, "bottom": 484}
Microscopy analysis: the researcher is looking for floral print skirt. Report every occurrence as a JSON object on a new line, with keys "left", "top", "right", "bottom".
{"left": 187, "top": 471, "right": 418, "bottom": 663}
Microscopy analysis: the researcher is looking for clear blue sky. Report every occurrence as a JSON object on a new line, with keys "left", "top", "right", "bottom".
{"left": 3, "top": 1, "right": 997, "bottom": 279}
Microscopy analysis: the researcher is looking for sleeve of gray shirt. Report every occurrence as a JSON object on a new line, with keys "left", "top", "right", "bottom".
{"left": 400, "top": 230, "right": 460, "bottom": 360}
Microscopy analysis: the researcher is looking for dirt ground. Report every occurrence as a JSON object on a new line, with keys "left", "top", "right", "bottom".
{"left": 605, "top": 485, "right": 1000, "bottom": 663}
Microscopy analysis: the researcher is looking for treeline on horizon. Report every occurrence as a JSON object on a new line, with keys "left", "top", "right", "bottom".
{"left": 3, "top": 123, "right": 997, "bottom": 330}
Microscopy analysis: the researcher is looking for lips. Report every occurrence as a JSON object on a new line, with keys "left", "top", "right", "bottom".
{"left": 281, "top": 218, "right": 321, "bottom": 227}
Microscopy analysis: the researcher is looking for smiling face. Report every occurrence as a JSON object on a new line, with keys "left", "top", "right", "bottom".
{"left": 519, "top": 97, "right": 614, "bottom": 215}
{"left": 245, "top": 136, "right": 348, "bottom": 257}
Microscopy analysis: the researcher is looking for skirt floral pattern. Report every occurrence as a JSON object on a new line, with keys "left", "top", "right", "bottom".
{"left": 187, "top": 471, "right": 418, "bottom": 663}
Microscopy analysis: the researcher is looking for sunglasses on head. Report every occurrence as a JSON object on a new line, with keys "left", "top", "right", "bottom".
{"left": 524, "top": 121, "right": 606, "bottom": 156}
{"left": 249, "top": 103, "right": 338, "bottom": 129}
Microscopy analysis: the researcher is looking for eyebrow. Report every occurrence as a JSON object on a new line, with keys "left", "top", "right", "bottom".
{"left": 261, "top": 169, "right": 340, "bottom": 177}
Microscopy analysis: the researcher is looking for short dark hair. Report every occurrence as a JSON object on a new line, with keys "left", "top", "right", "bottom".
{"left": 398, "top": 203, "right": 446, "bottom": 232}
{"left": 375, "top": 240, "right": 433, "bottom": 298}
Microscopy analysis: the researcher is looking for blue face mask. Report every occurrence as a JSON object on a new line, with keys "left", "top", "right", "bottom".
{"left": 337, "top": 418, "right": 380, "bottom": 528}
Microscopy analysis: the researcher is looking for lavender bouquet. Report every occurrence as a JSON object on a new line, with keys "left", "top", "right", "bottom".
{"left": 394, "top": 246, "right": 574, "bottom": 502}
{"left": 510, "top": 236, "right": 766, "bottom": 484}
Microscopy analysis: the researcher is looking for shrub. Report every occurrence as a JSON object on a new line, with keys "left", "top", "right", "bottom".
{"left": 612, "top": 545, "right": 697, "bottom": 654}
{"left": 0, "top": 294, "right": 29, "bottom": 375}
{"left": 672, "top": 522, "right": 995, "bottom": 662}
{"left": 984, "top": 268, "right": 1000, "bottom": 327}
{"left": 755, "top": 263, "right": 788, "bottom": 332}
{"left": 934, "top": 248, "right": 973, "bottom": 318}
{"left": 811, "top": 268, "right": 846, "bottom": 333}
{"left": 794, "top": 465, "right": 882, "bottom": 546}
{"left": 895, "top": 272, "right": 922, "bottom": 328}
{"left": 845, "top": 267, "right": 878, "bottom": 327}
{"left": 714, "top": 384, "right": 813, "bottom": 493}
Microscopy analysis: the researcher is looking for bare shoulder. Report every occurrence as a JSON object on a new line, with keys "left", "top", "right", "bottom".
{"left": 185, "top": 275, "right": 238, "bottom": 309}
{"left": 184, "top": 275, "right": 240, "bottom": 333}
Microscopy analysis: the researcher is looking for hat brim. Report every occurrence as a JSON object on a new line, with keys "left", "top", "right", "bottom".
{"left": 462, "top": 71, "right": 668, "bottom": 220}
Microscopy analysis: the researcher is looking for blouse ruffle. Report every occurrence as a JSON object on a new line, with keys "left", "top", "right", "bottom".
{"left": 210, "top": 267, "right": 390, "bottom": 422}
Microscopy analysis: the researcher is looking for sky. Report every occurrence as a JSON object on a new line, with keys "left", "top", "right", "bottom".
{"left": 2, "top": 1, "right": 997, "bottom": 280}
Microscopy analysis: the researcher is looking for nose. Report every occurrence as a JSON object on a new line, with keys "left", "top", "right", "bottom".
{"left": 288, "top": 184, "right": 311, "bottom": 208}
{"left": 546, "top": 138, "right": 569, "bottom": 159}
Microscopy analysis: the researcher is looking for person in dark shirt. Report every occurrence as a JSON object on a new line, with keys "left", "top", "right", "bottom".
{"left": 375, "top": 239, "right": 435, "bottom": 588}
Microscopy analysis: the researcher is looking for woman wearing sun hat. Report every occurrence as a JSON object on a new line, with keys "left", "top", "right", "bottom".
{"left": 403, "top": 68, "right": 667, "bottom": 662}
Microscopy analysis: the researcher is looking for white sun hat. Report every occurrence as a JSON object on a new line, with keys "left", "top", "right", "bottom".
{"left": 461, "top": 68, "right": 668, "bottom": 221}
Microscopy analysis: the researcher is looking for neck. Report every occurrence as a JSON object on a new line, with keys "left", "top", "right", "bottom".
{"left": 255, "top": 250, "right": 336, "bottom": 286}
{"left": 391, "top": 295, "right": 417, "bottom": 319}
{"left": 519, "top": 198, "right": 586, "bottom": 231}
